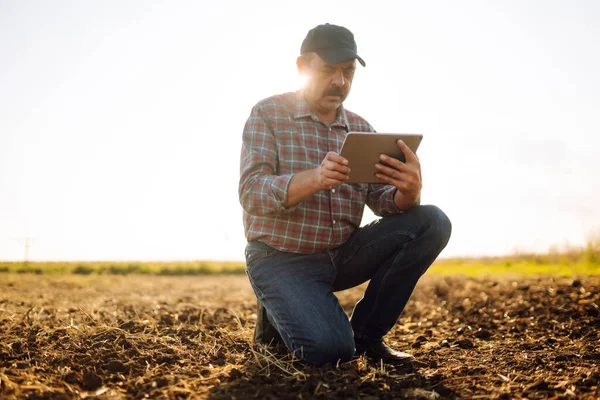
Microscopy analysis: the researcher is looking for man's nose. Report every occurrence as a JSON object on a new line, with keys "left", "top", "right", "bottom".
{"left": 332, "top": 68, "right": 345, "bottom": 86}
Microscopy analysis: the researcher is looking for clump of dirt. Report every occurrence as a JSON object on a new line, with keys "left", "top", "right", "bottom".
{"left": 0, "top": 274, "right": 598, "bottom": 399}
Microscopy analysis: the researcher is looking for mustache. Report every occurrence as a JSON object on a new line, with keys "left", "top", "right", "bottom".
{"left": 323, "top": 86, "right": 345, "bottom": 97}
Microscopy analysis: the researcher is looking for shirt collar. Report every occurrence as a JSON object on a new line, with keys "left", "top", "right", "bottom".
{"left": 294, "top": 90, "right": 349, "bottom": 130}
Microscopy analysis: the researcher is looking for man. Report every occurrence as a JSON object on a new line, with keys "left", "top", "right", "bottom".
{"left": 239, "top": 23, "right": 451, "bottom": 365}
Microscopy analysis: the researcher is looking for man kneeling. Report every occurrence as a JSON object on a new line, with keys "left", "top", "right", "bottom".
{"left": 238, "top": 23, "right": 452, "bottom": 365}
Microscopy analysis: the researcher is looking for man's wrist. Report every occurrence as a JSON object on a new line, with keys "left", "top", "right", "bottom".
{"left": 309, "top": 168, "right": 322, "bottom": 192}
{"left": 285, "top": 168, "right": 322, "bottom": 207}
{"left": 394, "top": 189, "right": 420, "bottom": 211}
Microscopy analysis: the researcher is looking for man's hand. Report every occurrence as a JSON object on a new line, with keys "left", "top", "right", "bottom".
{"left": 284, "top": 152, "right": 350, "bottom": 207}
{"left": 374, "top": 140, "right": 422, "bottom": 210}
{"left": 313, "top": 151, "right": 351, "bottom": 190}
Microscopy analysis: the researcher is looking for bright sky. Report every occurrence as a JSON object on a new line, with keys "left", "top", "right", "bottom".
{"left": 1, "top": 0, "right": 599, "bottom": 262}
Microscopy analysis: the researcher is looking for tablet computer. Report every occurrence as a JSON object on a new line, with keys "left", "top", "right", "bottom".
{"left": 339, "top": 132, "right": 423, "bottom": 183}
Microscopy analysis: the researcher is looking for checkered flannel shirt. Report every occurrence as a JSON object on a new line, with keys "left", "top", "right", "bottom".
{"left": 239, "top": 90, "right": 401, "bottom": 254}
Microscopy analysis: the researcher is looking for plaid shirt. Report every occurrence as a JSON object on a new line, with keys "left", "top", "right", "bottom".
{"left": 239, "top": 90, "right": 401, "bottom": 254}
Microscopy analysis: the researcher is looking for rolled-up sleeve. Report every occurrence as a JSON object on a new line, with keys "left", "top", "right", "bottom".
{"left": 366, "top": 184, "right": 402, "bottom": 217}
{"left": 239, "top": 104, "right": 298, "bottom": 216}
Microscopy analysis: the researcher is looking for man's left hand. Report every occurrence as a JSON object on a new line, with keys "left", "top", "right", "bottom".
{"left": 374, "top": 140, "right": 422, "bottom": 210}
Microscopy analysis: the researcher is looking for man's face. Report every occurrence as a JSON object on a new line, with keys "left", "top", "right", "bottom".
{"left": 301, "top": 54, "right": 356, "bottom": 115}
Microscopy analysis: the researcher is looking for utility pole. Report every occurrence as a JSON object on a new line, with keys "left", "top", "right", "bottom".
{"left": 23, "top": 237, "right": 31, "bottom": 264}
{"left": 11, "top": 237, "right": 33, "bottom": 265}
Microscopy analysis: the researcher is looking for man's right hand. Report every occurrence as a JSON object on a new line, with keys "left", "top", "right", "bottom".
{"left": 313, "top": 152, "right": 351, "bottom": 190}
{"left": 284, "top": 152, "right": 350, "bottom": 207}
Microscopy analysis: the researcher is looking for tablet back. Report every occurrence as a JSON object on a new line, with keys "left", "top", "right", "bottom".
{"left": 339, "top": 132, "right": 423, "bottom": 183}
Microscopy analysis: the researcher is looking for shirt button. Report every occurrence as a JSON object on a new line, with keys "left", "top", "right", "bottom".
{"left": 331, "top": 188, "right": 336, "bottom": 193}
{"left": 333, "top": 220, "right": 336, "bottom": 224}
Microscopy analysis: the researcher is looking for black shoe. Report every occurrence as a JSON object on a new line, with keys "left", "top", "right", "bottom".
{"left": 355, "top": 338, "right": 415, "bottom": 364}
{"left": 253, "top": 300, "right": 284, "bottom": 346}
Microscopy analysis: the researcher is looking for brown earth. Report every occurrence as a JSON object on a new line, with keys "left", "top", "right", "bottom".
{"left": 0, "top": 273, "right": 598, "bottom": 399}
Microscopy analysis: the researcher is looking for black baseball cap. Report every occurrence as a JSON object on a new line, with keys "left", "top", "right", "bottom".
{"left": 300, "top": 23, "right": 366, "bottom": 67}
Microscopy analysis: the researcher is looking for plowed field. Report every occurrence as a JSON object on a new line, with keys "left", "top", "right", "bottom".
{"left": 1, "top": 274, "right": 598, "bottom": 399}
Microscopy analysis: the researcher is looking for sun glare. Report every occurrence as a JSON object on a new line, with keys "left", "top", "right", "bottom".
{"left": 296, "top": 73, "right": 308, "bottom": 89}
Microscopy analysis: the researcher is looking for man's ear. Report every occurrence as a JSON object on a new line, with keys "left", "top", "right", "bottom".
{"left": 296, "top": 56, "right": 306, "bottom": 74}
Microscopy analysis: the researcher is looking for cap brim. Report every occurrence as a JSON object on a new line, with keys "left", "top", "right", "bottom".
{"left": 316, "top": 48, "right": 366, "bottom": 67}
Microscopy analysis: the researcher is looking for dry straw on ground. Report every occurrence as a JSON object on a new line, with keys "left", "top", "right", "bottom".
{"left": 0, "top": 274, "right": 599, "bottom": 399}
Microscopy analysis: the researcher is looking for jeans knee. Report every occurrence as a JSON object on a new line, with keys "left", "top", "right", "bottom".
{"left": 423, "top": 205, "right": 452, "bottom": 246}
{"left": 297, "top": 333, "right": 355, "bottom": 365}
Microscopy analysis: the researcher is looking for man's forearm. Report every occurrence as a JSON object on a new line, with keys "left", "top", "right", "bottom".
{"left": 284, "top": 153, "right": 351, "bottom": 207}
{"left": 284, "top": 169, "right": 320, "bottom": 207}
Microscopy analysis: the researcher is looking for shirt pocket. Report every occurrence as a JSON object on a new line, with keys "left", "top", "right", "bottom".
{"left": 354, "top": 183, "right": 369, "bottom": 193}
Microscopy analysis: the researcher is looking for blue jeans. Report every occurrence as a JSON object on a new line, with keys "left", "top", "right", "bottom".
{"left": 245, "top": 205, "right": 451, "bottom": 365}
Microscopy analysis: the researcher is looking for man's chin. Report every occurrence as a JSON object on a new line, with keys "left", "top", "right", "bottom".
{"left": 321, "top": 97, "right": 343, "bottom": 109}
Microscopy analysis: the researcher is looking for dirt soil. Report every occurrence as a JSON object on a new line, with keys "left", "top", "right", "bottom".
{"left": 0, "top": 273, "right": 598, "bottom": 399}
